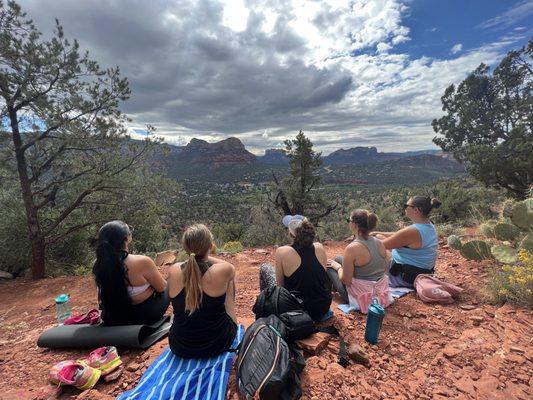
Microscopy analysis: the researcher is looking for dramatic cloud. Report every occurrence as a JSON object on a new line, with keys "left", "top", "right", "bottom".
{"left": 16, "top": 0, "right": 528, "bottom": 153}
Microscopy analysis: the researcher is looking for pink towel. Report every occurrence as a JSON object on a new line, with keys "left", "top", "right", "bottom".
{"left": 346, "top": 275, "right": 392, "bottom": 314}
{"left": 414, "top": 274, "right": 463, "bottom": 304}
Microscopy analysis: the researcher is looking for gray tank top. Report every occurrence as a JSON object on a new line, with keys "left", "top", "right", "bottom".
{"left": 352, "top": 236, "right": 385, "bottom": 281}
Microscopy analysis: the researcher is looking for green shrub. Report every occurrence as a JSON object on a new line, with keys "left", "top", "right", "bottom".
{"left": 0, "top": 189, "right": 30, "bottom": 276}
{"left": 220, "top": 241, "right": 244, "bottom": 254}
{"left": 479, "top": 221, "right": 497, "bottom": 238}
{"left": 437, "top": 224, "right": 465, "bottom": 238}
{"left": 488, "top": 250, "right": 533, "bottom": 307}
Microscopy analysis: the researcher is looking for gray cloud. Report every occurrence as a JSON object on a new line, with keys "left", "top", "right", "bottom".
{"left": 15, "top": 0, "right": 527, "bottom": 153}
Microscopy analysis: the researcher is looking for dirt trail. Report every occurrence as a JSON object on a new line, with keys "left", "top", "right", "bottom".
{"left": 0, "top": 241, "right": 531, "bottom": 400}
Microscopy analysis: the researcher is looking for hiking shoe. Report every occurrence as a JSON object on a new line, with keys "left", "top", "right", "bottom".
{"left": 84, "top": 346, "right": 122, "bottom": 375}
{"left": 49, "top": 360, "right": 101, "bottom": 391}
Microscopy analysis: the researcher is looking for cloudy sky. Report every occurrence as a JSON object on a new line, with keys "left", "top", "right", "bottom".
{"left": 18, "top": 0, "right": 533, "bottom": 154}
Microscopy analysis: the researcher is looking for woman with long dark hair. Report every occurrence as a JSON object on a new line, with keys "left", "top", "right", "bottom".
{"left": 93, "top": 221, "right": 169, "bottom": 325}
{"left": 372, "top": 196, "right": 441, "bottom": 288}
{"left": 259, "top": 216, "right": 332, "bottom": 322}
{"left": 167, "top": 224, "right": 237, "bottom": 358}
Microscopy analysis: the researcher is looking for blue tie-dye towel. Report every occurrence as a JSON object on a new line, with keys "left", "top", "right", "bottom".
{"left": 117, "top": 325, "right": 244, "bottom": 400}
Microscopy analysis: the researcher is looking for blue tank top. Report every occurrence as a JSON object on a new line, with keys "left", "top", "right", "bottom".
{"left": 391, "top": 223, "right": 438, "bottom": 269}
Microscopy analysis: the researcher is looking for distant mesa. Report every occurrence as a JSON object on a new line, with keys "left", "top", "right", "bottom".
{"left": 258, "top": 149, "right": 288, "bottom": 164}
{"left": 173, "top": 137, "right": 256, "bottom": 166}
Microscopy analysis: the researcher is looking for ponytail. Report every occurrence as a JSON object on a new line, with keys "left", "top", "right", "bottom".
{"left": 181, "top": 224, "right": 214, "bottom": 314}
{"left": 183, "top": 254, "right": 203, "bottom": 314}
{"left": 92, "top": 222, "right": 132, "bottom": 320}
{"left": 350, "top": 209, "right": 378, "bottom": 240}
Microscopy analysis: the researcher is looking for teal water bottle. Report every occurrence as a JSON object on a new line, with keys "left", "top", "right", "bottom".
{"left": 55, "top": 294, "right": 72, "bottom": 324}
{"left": 365, "top": 289, "right": 385, "bottom": 344}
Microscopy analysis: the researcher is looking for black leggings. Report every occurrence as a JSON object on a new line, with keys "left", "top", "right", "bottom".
{"left": 102, "top": 288, "right": 170, "bottom": 326}
{"left": 327, "top": 256, "right": 349, "bottom": 304}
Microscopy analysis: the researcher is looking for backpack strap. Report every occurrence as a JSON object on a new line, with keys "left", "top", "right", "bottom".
{"left": 316, "top": 325, "right": 350, "bottom": 367}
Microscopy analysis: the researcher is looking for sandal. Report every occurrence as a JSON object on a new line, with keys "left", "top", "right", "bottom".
{"left": 50, "top": 360, "right": 101, "bottom": 391}
{"left": 83, "top": 346, "right": 122, "bottom": 375}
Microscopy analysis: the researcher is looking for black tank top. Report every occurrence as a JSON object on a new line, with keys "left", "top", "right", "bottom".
{"left": 284, "top": 244, "right": 332, "bottom": 321}
{"left": 169, "top": 261, "right": 237, "bottom": 358}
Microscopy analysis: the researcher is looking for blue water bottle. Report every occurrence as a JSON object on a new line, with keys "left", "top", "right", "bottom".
{"left": 364, "top": 291, "right": 385, "bottom": 345}
{"left": 55, "top": 294, "right": 72, "bottom": 324}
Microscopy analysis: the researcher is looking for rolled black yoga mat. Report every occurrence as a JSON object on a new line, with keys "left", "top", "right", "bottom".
{"left": 37, "top": 315, "right": 172, "bottom": 349}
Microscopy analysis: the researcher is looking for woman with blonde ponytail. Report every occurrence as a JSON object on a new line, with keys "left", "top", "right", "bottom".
{"left": 167, "top": 224, "right": 237, "bottom": 358}
{"left": 327, "top": 209, "right": 392, "bottom": 313}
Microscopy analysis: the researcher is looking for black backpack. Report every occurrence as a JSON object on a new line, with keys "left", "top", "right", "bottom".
{"left": 252, "top": 286, "right": 304, "bottom": 319}
{"left": 279, "top": 310, "right": 316, "bottom": 342}
{"left": 236, "top": 315, "right": 305, "bottom": 400}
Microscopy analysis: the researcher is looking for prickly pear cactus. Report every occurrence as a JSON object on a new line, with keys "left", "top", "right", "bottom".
{"left": 510, "top": 199, "right": 533, "bottom": 231}
{"left": 460, "top": 240, "right": 492, "bottom": 261}
{"left": 447, "top": 235, "right": 462, "bottom": 250}
{"left": 479, "top": 221, "right": 497, "bottom": 238}
{"left": 493, "top": 222, "right": 520, "bottom": 241}
{"left": 491, "top": 245, "right": 518, "bottom": 264}
{"left": 519, "top": 234, "right": 533, "bottom": 253}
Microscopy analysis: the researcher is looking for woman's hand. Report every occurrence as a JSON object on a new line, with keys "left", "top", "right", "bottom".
{"left": 327, "top": 259, "right": 341, "bottom": 271}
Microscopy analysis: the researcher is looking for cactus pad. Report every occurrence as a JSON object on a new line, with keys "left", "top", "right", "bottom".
{"left": 493, "top": 222, "right": 520, "bottom": 241}
{"left": 447, "top": 235, "right": 462, "bottom": 250}
{"left": 510, "top": 199, "right": 533, "bottom": 230}
{"left": 491, "top": 245, "right": 518, "bottom": 264}
{"left": 460, "top": 240, "right": 492, "bottom": 261}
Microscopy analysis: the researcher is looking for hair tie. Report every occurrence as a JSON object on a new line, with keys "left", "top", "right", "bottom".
{"left": 189, "top": 252, "right": 196, "bottom": 257}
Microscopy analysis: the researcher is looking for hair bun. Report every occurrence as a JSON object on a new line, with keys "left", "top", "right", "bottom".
{"left": 430, "top": 198, "right": 442, "bottom": 209}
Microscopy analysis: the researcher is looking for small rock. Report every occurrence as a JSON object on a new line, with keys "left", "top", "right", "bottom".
{"left": 126, "top": 362, "right": 140, "bottom": 372}
{"left": 347, "top": 343, "right": 370, "bottom": 366}
{"left": 471, "top": 316, "right": 484, "bottom": 326}
{"left": 459, "top": 305, "right": 476, "bottom": 311}
{"left": 104, "top": 367, "right": 123, "bottom": 382}
{"left": 509, "top": 346, "right": 524, "bottom": 354}
{"left": 0, "top": 270, "right": 14, "bottom": 279}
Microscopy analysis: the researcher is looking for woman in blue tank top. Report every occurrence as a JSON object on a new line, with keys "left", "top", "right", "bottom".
{"left": 372, "top": 196, "right": 441, "bottom": 288}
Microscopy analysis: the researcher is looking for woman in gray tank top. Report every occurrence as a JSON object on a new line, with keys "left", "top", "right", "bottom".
{"left": 327, "top": 209, "right": 387, "bottom": 304}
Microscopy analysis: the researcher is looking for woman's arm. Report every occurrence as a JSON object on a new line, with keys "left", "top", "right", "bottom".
{"left": 338, "top": 243, "right": 357, "bottom": 286}
{"left": 381, "top": 227, "right": 421, "bottom": 250}
{"left": 224, "top": 279, "right": 237, "bottom": 323}
{"left": 370, "top": 231, "right": 395, "bottom": 238}
{"left": 143, "top": 257, "right": 167, "bottom": 292}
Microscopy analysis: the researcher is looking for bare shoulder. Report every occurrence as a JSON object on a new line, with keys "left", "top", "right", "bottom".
{"left": 208, "top": 260, "right": 235, "bottom": 279}
{"left": 168, "top": 263, "right": 183, "bottom": 278}
{"left": 129, "top": 254, "right": 154, "bottom": 264}
{"left": 313, "top": 242, "right": 325, "bottom": 250}
{"left": 276, "top": 245, "right": 294, "bottom": 255}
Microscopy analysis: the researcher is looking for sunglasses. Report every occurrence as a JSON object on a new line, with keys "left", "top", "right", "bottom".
{"left": 128, "top": 224, "right": 135, "bottom": 234}
{"left": 404, "top": 204, "right": 415, "bottom": 209}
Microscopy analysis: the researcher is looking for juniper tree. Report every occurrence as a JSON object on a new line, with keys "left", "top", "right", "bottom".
{"left": 0, "top": 1, "right": 156, "bottom": 278}
{"left": 269, "top": 131, "right": 337, "bottom": 225}
{"left": 432, "top": 39, "right": 533, "bottom": 199}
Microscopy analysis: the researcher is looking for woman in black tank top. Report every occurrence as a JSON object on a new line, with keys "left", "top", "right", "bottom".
{"left": 259, "top": 217, "right": 332, "bottom": 321}
{"left": 167, "top": 224, "right": 237, "bottom": 358}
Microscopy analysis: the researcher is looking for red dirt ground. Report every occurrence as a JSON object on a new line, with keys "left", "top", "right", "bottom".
{"left": 0, "top": 241, "right": 531, "bottom": 400}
